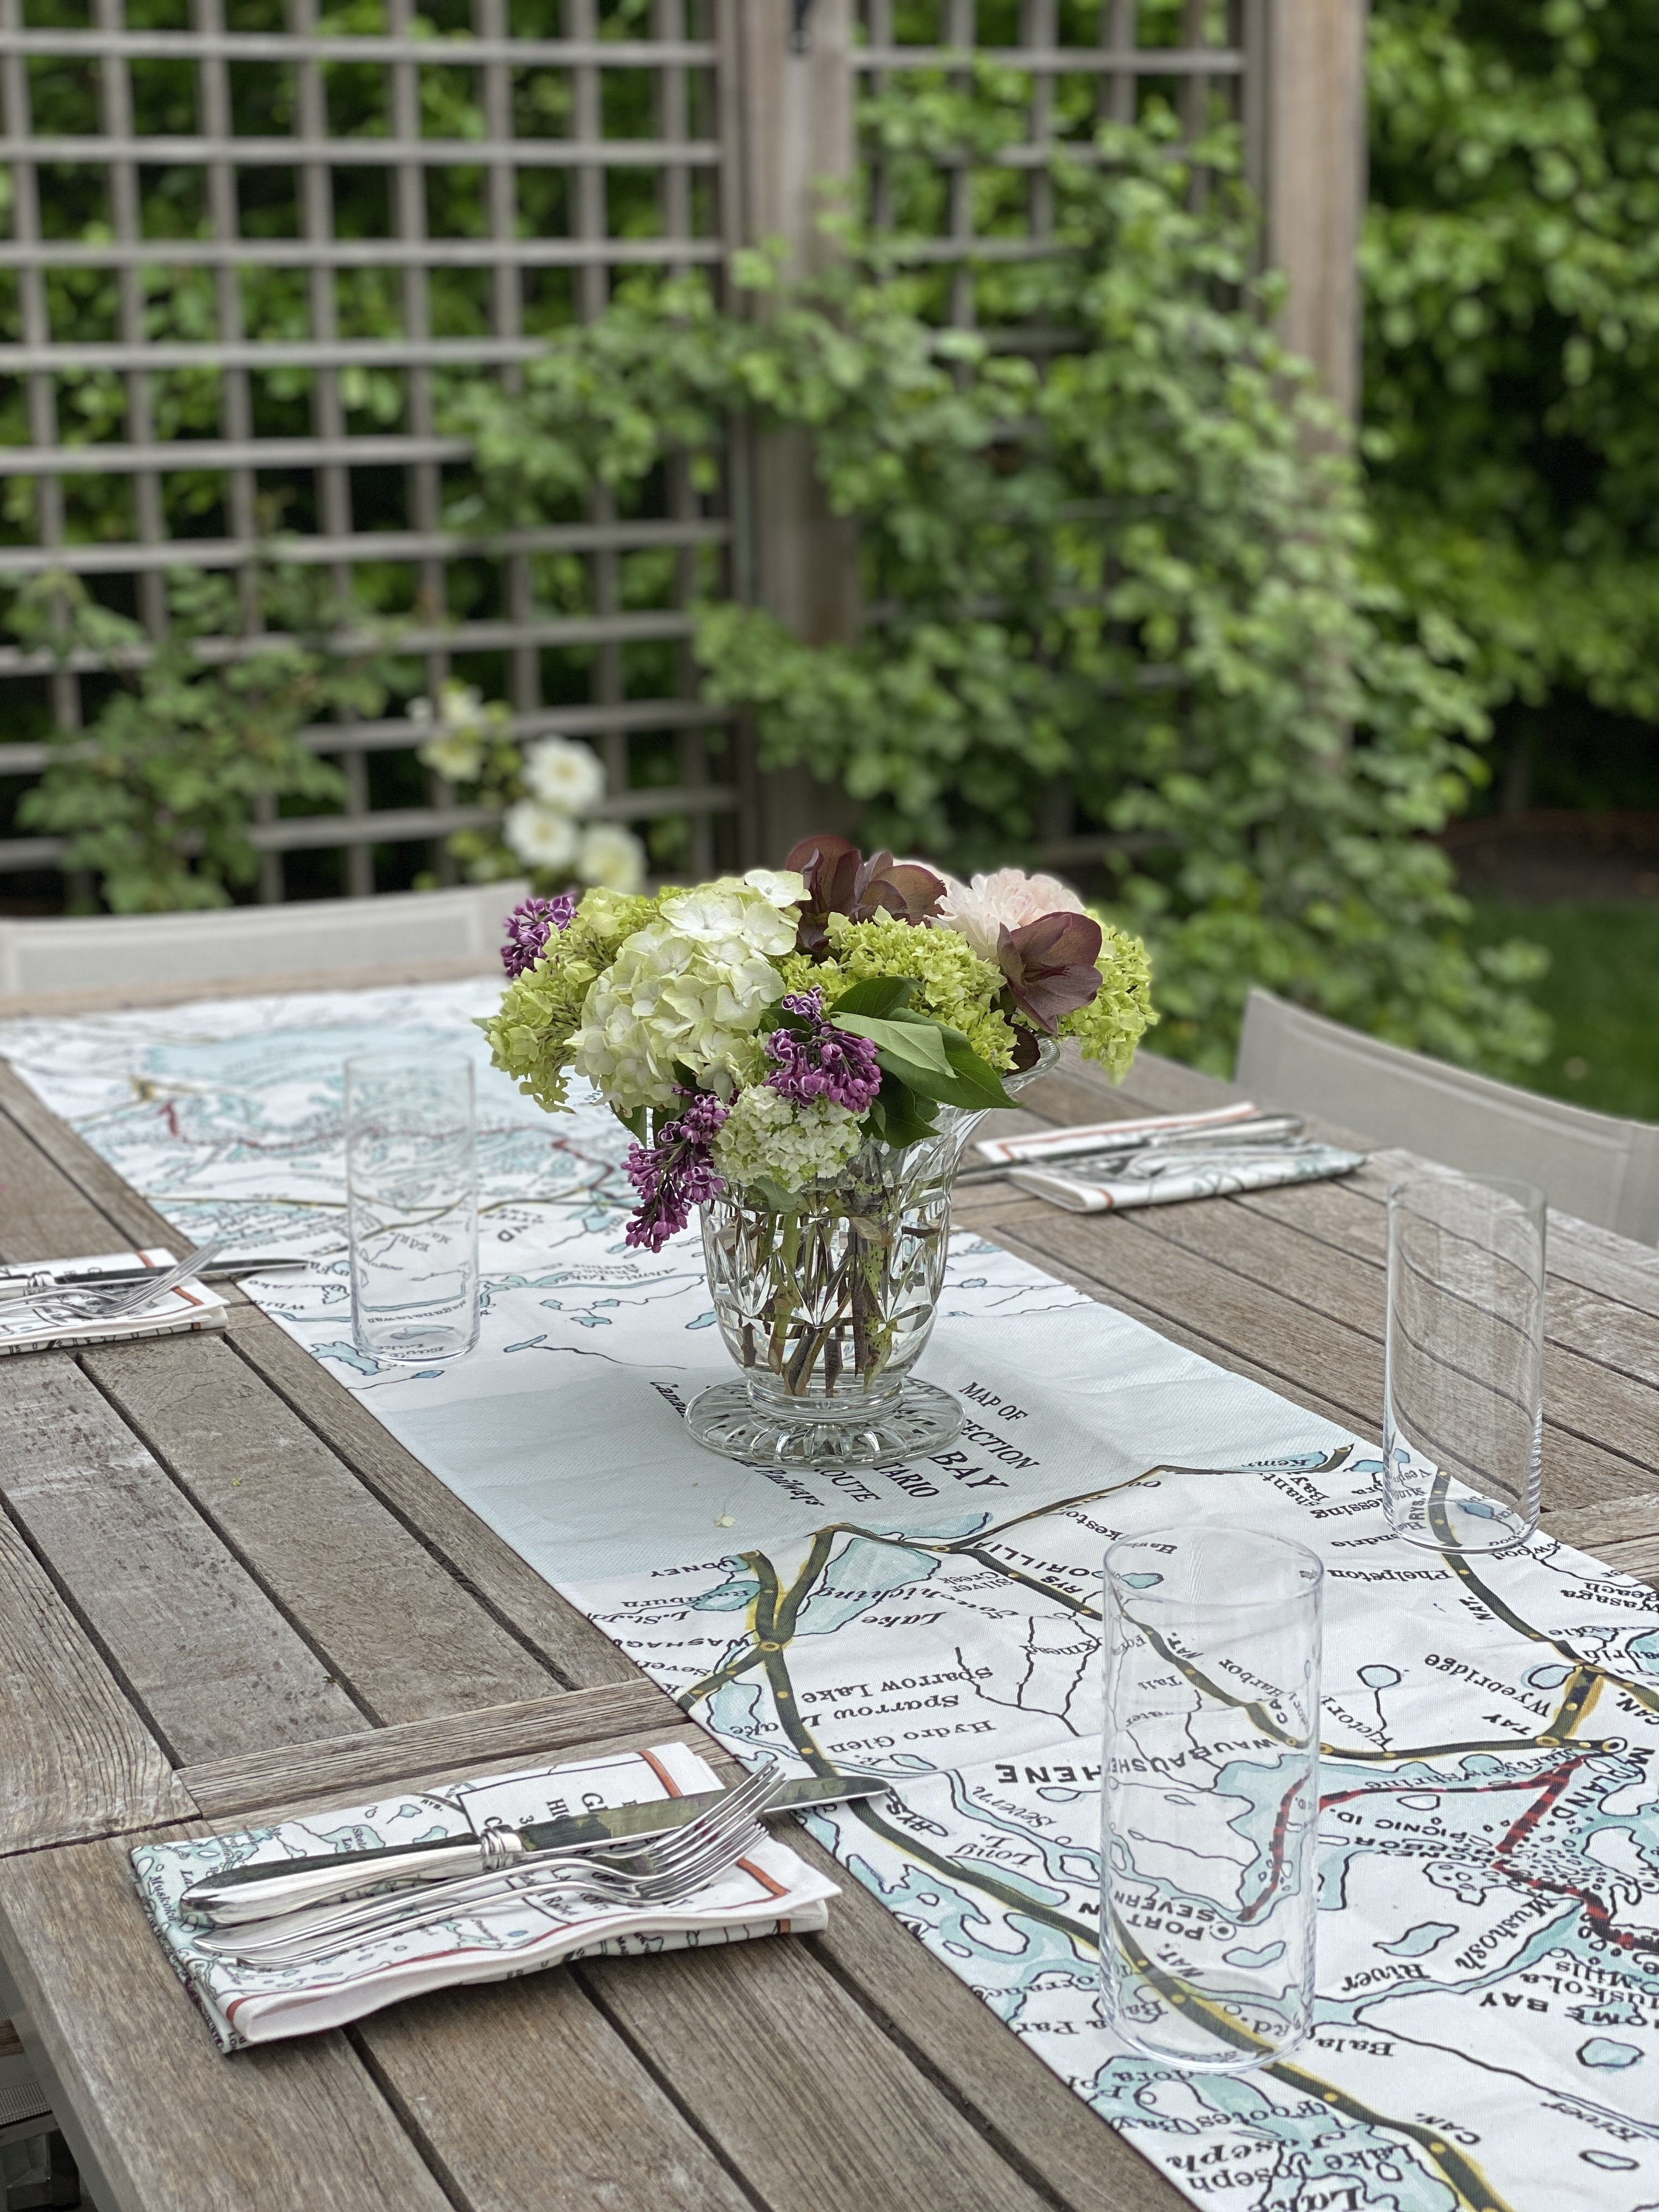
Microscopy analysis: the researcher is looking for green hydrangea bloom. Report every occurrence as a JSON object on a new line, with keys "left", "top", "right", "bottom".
{"left": 712, "top": 1087, "right": 862, "bottom": 1194}
{"left": 1061, "top": 920, "right": 1157, "bottom": 1076}
{"left": 478, "top": 888, "right": 661, "bottom": 1112}
{"left": 781, "top": 913, "right": 1018, "bottom": 1070}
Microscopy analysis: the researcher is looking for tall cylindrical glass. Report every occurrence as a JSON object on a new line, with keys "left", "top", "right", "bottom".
{"left": 345, "top": 1049, "right": 479, "bottom": 1364}
{"left": 1384, "top": 1170, "right": 1545, "bottom": 1551}
{"left": 1099, "top": 1527, "right": 1323, "bottom": 2072}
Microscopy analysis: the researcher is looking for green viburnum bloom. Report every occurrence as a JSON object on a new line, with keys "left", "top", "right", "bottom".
{"left": 1062, "top": 922, "right": 1157, "bottom": 1078}
{"left": 712, "top": 1087, "right": 864, "bottom": 1195}
{"left": 478, "top": 887, "right": 661, "bottom": 1111}
{"left": 780, "top": 913, "right": 1019, "bottom": 1070}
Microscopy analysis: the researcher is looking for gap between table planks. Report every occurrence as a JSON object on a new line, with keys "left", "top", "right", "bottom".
{"left": 1, "top": 1017, "right": 1656, "bottom": 2208}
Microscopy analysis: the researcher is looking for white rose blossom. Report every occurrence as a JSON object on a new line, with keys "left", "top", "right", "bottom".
{"left": 503, "top": 800, "right": 580, "bottom": 871}
{"left": 523, "top": 735, "right": 606, "bottom": 813}
{"left": 576, "top": 821, "right": 648, "bottom": 895}
{"left": 411, "top": 680, "right": 505, "bottom": 785}
{"left": 932, "top": 866, "right": 1089, "bottom": 964}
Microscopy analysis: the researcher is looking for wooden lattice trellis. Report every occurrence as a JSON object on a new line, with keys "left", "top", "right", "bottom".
{"left": 0, "top": 0, "right": 1361, "bottom": 907}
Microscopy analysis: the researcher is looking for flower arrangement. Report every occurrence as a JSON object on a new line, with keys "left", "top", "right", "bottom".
{"left": 484, "top": 834, "right": 1153, "bottom": 1462}
{"left": 484, "top": 833, "right": 1154, "bottom": 1250}
{"left": 411, "top": 679, "right": 647, "bottom": 894}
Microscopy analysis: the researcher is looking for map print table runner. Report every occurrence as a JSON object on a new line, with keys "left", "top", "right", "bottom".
{"left": 4, "top": 980, "right": 1657, "bottom": 2212}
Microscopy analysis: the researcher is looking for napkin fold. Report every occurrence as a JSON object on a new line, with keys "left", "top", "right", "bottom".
{"left": 1005, "top": 1142, "right": 1365, "bottom": 1212}
{"left": 972, "top": 1102, "right": 1365, "bottom": 1212}
{"left": 131, "top": 1742, "right": 839, "bottom": 2052}
{"left": 0, "top": 1249, "right": 225, "bottom": 1357}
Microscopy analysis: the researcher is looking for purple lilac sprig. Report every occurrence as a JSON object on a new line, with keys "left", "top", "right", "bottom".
{"left": 765, "top": 989, "right": 882, "bottom": 1113}
{"left": 623, "top": 1091, "right": 729, "bottom": 1252}
{"left": 500, "top": 891, "right": 577, "bottom": 979}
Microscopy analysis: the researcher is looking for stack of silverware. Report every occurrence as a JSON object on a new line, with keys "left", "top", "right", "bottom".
{"left": 966, "top": 1101, "right": 1365, "bottom": 1214}
{"left": 132, "top": 1747, "right": 874, "bottom": 2051}
{"left": 0, "top": 1244, "right": 263, "bottom": 1356}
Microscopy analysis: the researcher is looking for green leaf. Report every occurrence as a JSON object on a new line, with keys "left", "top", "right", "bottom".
{"left": 867, "top": 1076, "right": 938, "bottom": 1152}
{"left": 827, "top": 975, "right": 916, "bottom": 1018}
{"left": 936, "top": 1029, "right": 1017, "bottom": 1111}
{"left": 831, "top": 1011, "right": 957, "bottom": 1092}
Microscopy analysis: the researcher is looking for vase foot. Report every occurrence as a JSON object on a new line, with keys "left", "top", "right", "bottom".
{"left": 683, "top": 1378, "right": 964, "bottom": 1471}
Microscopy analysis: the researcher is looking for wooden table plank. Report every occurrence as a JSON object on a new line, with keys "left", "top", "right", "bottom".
{"left": 0, "top": 1835, "right": 457, "bottom": 2212}
{"left": 177, "top": 1683, "right": 683, "bottom": 1823}
{"left": 0, "top": 1510, "right": 194, "bottom": 1855}
{"left": 354, "top": 1976, "right": 760, "bottom": 2212}
{"left": 0, "top": 1110, "right": 133, "bottom": 1267}
{"left": 0, "top": 1355, "right": 368, "bottom": 1764}
{"left": 577, "top": 1936, "right": 1059, "bottom": 2212}
{"left": 0, "top": 1059, "right": 178, "bottom": 1261}
{"left": 229, "top": 1316, "right": 642, "bottom": 1691}
{"left": 83, "top": 1331, "right": 559, "bottom": 1726}
{"left": 1124, "top": 1185, "right": 1659, "bottom": 1500}
{"left": 1230, "top": 1156, "right": 1659, "bottom": 1413}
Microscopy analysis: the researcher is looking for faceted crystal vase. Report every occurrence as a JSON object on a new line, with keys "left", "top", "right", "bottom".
{"left": 685, "top": 1043, "right": 1055, "bottom": 1470}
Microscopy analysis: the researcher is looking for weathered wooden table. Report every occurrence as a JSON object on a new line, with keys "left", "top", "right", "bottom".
{"left": 1, "top": 999, "right": 1656, "bottom": 2212}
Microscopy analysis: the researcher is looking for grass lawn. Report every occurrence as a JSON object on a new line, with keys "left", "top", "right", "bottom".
{"left": 1466, "top": 900, "right": 1659, "bottom": 1122}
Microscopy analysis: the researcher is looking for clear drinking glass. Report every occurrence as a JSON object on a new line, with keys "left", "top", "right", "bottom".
{"left": 1384, "top": 1170, "right": 1545, "bottom": 1551}
{"left": 1099, "top": 1527, "right": 1323, "bottom": 2072}
{"left": 345, "top": 1048, "right": 479, "bottom": 1363}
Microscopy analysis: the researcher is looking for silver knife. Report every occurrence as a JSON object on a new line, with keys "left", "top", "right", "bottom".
{"left": 179, "top": 1771, "right": 888, "bottom": 1928}
{"left": 4, "top": 1257, "right": 309, "bottom": 1290}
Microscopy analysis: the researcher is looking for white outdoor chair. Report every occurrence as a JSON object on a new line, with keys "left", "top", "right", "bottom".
{"left": 1235, "top": 986, "right": 1659, "bottom": 1242}
{"left": 0, "top": 881, "right": 528, "bottom": 1004}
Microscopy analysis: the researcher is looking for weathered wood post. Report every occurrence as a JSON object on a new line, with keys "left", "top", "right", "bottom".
{"left": 719, "top": 0, "right": 861, "bottom": 863}
{"left": 1255, "top": 0, "right": 1370, "bottom": 420}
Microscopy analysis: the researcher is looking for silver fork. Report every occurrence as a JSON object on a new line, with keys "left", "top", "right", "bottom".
{"left": 198, "top": 1764, "right": 787, "bottom": 1968}
{"left": 200, "top": 1815, "right": 774, "bottom": 1971}
{"left": 0, "top": 1241, "right": 224, "bottom": 1325}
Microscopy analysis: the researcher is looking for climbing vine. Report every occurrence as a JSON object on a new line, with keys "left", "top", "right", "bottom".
{"left": 455, "top": 95, "right": 1547, "bottom": 1074}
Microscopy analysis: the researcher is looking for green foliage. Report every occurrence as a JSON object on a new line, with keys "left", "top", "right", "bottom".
{"left": 454, "top": 106, "right": 1545, "bottom": 1075}
{"left": 1465, "top": 898, "right": 1659, "bottom": 1119}
{"left": 13, "top": 566, "right": 397, "bottom": 912}
{"left": 1365, "top": 0, "right": 1659, "bottom": 719}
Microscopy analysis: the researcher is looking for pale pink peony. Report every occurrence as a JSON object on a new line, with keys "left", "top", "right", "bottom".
{"left": 933, "top": 867, "right": 1089, "bottom": 964}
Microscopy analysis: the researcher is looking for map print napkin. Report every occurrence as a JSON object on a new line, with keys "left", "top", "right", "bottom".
{"left": 132, "top": 1741, "right": 837, "bottom": 2051}
{"left": 7, "top": 982, "right": 1657, "bottom": 2211}
{"left": 0, "top": 1248, "right": 225, "bottom": 1357}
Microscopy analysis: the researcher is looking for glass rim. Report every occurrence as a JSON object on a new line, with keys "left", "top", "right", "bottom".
{"left": 1386, "top": 1166, "right": 1545, "bottom": 1215}
{"left": 344, "top": 1045, "right": 476, "bottom": 1077}
{"left": 1103, "top": 1523, "right": 1324, "bottom": 1607}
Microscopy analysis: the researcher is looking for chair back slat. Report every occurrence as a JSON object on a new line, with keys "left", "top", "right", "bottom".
{"left": 1235, "top": 988, "right": 1659, "bottom": 1243}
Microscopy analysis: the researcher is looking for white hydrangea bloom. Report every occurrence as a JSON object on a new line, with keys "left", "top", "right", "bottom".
{"left": 712, "top": 1086, "right": 862, "bottom": 1194}
{"left": 523, "top": 735, "right": 606, "bottom": 813}
{"left": 576, "top": 821, "right": 647, "bottom": 895}
{"left": 741, "top": 865, "right": 808, "bottom": 910}
{"left": 934, "top": 866, "right": 1088, "bottom": 964}
{"left": 572, "top": 889, "right": 789, "bottom": 1114}
{"left": 656, "top": 882, "right": 798, "bottom": 961}
{"left": 503, "top": 800, "right": 580, "bottom": 871}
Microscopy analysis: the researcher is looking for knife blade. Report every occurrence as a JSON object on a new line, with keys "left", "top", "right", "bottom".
{"left": 179, "top": 1770, "right": 888, "bottom": 1928}
{"left": 31, "top": 1258, "right": 308, "bottom": 1289}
